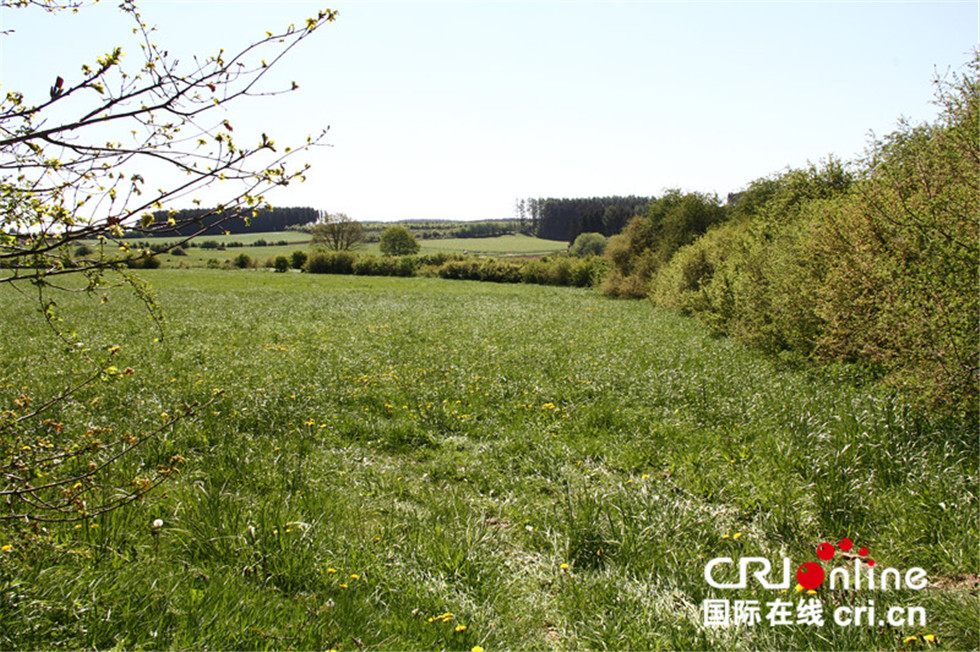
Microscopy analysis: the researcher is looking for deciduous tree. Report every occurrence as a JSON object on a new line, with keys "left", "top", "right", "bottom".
{"left": 0, "top": 0, "right": 336, "bottom": 521}
{"left": 310, "top": 212, "right": 365, "bottom": 251}
{"left": 378, "top": 225, "right": 420, "bottom": 256}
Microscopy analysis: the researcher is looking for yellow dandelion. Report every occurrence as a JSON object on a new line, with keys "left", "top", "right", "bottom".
{"left": 560, "top": 563, "right": 569, "bottom": 570}
{"left": 326, "top": 568, "right": 337, "bottom": 573}
{"left": 1, "top": 544, "right": 12, "bottom": 552}
{"left": 455, "top": 625, "right": 467, "bottom": 633}
{"left": 904, "top": 636, "right": 918, "bottom": 643}
{"left": 722, "top": 534, "right": 730, "bottom": 539}
{"left": 732, "top": 533, "right": 742, "bottom": 540}
{"left": 924, "top": 634, "right": 936, "bottom": 643}
{"left": 350, "top": 573, "right": 359, "bottom": 580}
{"left": 806, "top": 590, "right": 817, "bottom": 595}
{"left": 795, "top": 584, "right": 804, "bottom": 592}
{"left": 472, "top": 646, "right": 485, "bottom": 652}
{"left": 340, "top": 583, "right": 348, "bottom": 589}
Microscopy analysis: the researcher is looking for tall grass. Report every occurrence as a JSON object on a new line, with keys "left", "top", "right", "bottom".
{"left": 0, "top": 270, "right": 975, "bottom": 650}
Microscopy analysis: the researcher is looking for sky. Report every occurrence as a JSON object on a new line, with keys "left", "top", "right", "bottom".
{"left": 2, "top": 0, "right": 978, "bottom": 221}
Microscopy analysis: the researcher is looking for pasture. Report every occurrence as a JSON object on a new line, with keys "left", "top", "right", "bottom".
{"left": 127, "top": 232, "right": 567, "bottom": 268}
{"left": 0, "top": 270, "right": 975, "bottom": 650}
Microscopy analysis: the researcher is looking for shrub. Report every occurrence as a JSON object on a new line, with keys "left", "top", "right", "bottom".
{"left": 304, "top": 250, "right": 355, "bottom": 274}
{"left": 394, "top": 255, "right": 417, "bottom": 277}
{"left": 290, "top": 250, "right": 308, "bottom": 269}
{"left": 437, "top": 258, "right": 481, "bottom": 281}
{"left": 126, "top": 254, "right": 161, "bottom": 269}
{"left": 569, "top": 232, "right": 607, "bottom": 257}
{"left": 232, "top": 253, "right": 252, "bottom": 268}
{"left": 274, "top": 255, "right": 290, "bottom": 272}
{"left": 479, "top": 258, "right": 523, "bottom": 283}
{"left": 379, "top": 226, "right": 420, "bottom": 256}
{"left": 418, "top": 252, "right": 463, "bottom": 266}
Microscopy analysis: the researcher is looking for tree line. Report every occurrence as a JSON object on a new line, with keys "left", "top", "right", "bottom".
{"left": 515, "top": 196, "right": 650, "bottom": 242}
{"left": 602, "top": 57, "right": 978, "bottom": 418}
{"left": 148, "top": 206, "right": 319, "bottom": 236}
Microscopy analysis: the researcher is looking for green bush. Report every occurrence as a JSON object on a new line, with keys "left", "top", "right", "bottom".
{"left": 290, "top": 250, "right": 308, "bottom": 269}
{"left": 646, "top": 58, "right": 979, "bottom": 416}
{"left": 569, "top": 232, "right": 607, "bottom": 257}
{"left": 304, "top": 250, "right": 355, "bottom": 274}
{"left": 232, "top": 253, "right": 252, "bottom": 269}
{"left": 125, "top": 254, "right": 161, "bottom": 269}
{"left": 379, "top": 226, "right": 420, "bottom": 256}
{"left": 437, "top": 258, "right": 479, "bottom": 281}
{"left": 479, "top": 258, "right": 523, "bottom": 283}
{"left": 273, "top": 255, "right": 290, "bottom": 273}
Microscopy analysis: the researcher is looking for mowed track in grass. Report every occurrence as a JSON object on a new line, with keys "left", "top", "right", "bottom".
{"left": 0, "top": 270, "right": 975, "bottom": 650}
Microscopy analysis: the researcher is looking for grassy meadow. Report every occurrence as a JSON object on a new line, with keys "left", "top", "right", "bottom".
{"left": 134, "top": 232, "right": 567, "bottom": 268}
{"left": 0, "top": 270, "right": 976, "bottom": 650}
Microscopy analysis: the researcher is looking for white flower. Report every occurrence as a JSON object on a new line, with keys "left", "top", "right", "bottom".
{"left": 152, "top": 518, "right": 164, "bottom": 529}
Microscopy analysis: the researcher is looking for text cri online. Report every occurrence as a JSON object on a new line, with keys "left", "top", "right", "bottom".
{"left": 834, "top": 601, "right": 926, "bottom": 627}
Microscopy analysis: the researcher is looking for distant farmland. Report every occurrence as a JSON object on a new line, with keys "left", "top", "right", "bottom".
{"left": 124, "top": 232, "right": 568, "bottom": 268}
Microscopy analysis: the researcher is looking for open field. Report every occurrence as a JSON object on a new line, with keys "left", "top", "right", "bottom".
{"left": 0, "top": 270, "right": 976, "bottom": 650}
{"left": 119, "top": 232, "right": 568, "bottom": 268}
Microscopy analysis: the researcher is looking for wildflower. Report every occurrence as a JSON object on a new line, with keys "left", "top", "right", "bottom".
{"left": 340, "top": 583, "right": 348, "bottom": 589}
{"left": 722, "top": 534, "right": 730, "bottom": 539}
{"left": 732, "top": 533, "right": 742, "bottom": 540}
{"left": 1, "top": 544, "right": 12, "bottom": 552}
{"left": 472, "top": 646, "right": 485, "bottom": 652}
{"left": 350, "top": 573, "right": 359, "bottom": 580}
{"left": 795, "top": 584, "right": 804, "bottom": 592}
{"left": 326, "top": 568, "right": 337, "bottom": 573}
{"left": 560, "top": 563, "right": 569, "bottom": 570}
{"left": 924, "top": 635, "right": 936, "bottom": 643}
{"left": 455, "top": 625, "right": 467, "bottom": 633}
{"left": 152, "top": 518, "right": 164, "bottom": 529}
{"left": 904, "top": 636, "right": 918, "bottom": 643}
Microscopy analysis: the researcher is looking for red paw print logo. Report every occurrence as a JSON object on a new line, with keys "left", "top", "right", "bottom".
{"left": 796, "top": 538, "right": 874, "bottom": 589}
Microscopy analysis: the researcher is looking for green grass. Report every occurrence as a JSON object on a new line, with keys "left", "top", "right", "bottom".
{"left": 411, "top": 233, "right": 567, "bottom": 256}
{"left": 122, "top": 232, "right": 567, "bottom": 267}
{"left": 0, "top": 270, "right": 976, "bottom": 650}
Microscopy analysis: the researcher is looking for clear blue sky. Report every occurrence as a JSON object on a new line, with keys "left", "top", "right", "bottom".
{"left": 2, "top": 1, "right": 977, "bottom": 221}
